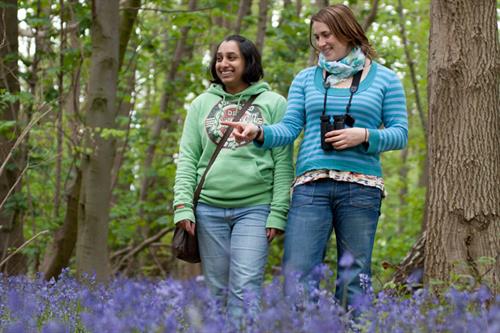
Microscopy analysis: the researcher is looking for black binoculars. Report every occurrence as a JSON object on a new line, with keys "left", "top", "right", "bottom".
{"left": 320, "top": 114, "right": 355, "bottom": 151}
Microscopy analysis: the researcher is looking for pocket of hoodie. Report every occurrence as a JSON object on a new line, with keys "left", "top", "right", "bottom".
{"left": 201, "top": 156, "right": 273, "bottom": 199}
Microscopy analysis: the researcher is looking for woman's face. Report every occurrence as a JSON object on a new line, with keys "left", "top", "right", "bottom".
{"left": 215, "top": 41, "right": 247, "bottom": 93}
{"left": 312, "top": 21, "right": 350, "bottom": 61}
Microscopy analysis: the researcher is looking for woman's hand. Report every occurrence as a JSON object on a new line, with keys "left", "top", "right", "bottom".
{"left": 266, "top": 228, "right": 283, "bottom": 242}
{"left": 221, "top": 121, "right": 260, "bottom": 142}
{"left": 177, "top": 219, "right": 196, "bottom": 237}
{"left": 324, "top": 127, "right": 367, "bottom": 150}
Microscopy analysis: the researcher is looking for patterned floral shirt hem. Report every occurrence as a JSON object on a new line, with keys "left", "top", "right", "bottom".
{"left": 292, "top": 169, "right": 385, "bottom": 197}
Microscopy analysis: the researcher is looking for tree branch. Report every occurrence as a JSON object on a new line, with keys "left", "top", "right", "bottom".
{"left": 112, "top": 227, "right": 174, "bottom": 274}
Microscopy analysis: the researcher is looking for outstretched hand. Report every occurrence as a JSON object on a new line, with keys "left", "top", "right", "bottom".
{"left": 221, "top": 121, "right": 260, "bottom": 142}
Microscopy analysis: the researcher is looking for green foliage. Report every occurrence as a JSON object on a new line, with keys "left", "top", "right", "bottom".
{"left": 0, "top": 120, "right": 17, "bottom": 135}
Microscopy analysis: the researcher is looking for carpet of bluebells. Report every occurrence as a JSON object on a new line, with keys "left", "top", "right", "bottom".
{"left": 1, "top": 267, "right": 499, "bottom": 333}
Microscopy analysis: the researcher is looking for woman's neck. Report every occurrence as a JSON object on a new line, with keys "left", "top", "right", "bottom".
{"left": 224, "top": 83, "right": 249, "bottom": 94}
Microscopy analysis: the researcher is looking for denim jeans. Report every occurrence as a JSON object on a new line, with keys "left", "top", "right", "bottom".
{"left": 283, "top": 179, "right": 381, "bottom": 308}
{"left": 195, "top": 202, "right": 270, "bottom": 321}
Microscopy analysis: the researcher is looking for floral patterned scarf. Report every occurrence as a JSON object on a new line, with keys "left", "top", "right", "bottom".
{"left": 318, "top": 47, "right": 366, "bottom": 86}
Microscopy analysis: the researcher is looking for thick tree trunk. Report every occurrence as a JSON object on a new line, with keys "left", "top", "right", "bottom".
{"left": 43, "top": 0, "right": 141, "bottom": 280}
{"left": 76, "top": 0, "right": 120, "bottom": 282}
{"left": 0, "top": 0, "right": 27, "bottom": 275}
{"left": 425, "top": 0, "right": 499, "bottom": 288}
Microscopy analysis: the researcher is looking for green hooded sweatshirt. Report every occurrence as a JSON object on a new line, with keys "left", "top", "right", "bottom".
{"left": 173, "top": 82, "right": 293, "bottom": 230}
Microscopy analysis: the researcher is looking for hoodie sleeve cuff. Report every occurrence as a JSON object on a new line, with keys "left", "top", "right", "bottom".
{"left": 265, "top": 210, "right": 286, "bottom": 231}
{"left": 174, "top": 207, "right": 196, "bottom": 225}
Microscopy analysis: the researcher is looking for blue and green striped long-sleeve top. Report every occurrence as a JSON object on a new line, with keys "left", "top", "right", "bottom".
{"left": 260, "top": 62, "right": 408, "bottom": 177}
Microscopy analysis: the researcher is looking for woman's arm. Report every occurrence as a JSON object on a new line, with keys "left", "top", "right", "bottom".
{"left": 223, "top": 71, "right": 308, "bottom": 148}
{"left": 265, "top": 96, "right": 294, "bottom": 231}
{"left": 366, "top": 72, "right": 408, "bottom": 153}
{"left": 173, "top": 101, "right": 203, "bottom": 224}
{"left": 258, "top": 74, "right": 307, "bottom": 149}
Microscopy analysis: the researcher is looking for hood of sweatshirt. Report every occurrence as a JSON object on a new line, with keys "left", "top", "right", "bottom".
{"left": 206, "top": 82, "right": 270, "bottom": 103}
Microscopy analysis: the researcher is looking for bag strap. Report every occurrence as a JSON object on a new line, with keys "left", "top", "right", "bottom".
{"left": 192, "top": 93, "right": 260, "bottom": 206}
{"left": 345, "top": 70, "right": 363, "bottom": 115}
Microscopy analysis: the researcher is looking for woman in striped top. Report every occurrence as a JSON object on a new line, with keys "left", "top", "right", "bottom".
{"left": 223, "top": 4, "right": 408, "bottom": 310}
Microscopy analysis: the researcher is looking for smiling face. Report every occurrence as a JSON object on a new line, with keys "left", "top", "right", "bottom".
{"left": 215, "top": 41, "right": 248, "bottom": 94}
{"left": 312, "top": 21, "right": 350, "bottom": 61}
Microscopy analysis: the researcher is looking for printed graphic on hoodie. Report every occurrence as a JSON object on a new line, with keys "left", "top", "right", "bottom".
{"left": 205, "top": 99, "right": 263, "bottom": 149}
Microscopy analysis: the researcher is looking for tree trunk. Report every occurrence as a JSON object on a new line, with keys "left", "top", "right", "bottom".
{"left": 234, "top": 0, "right": 251, "bottom": 34}
{"left": 110, "top": 55, "right": 137, "bottom": 193}
{"left": 42, "top": 168, "right": 81, "bottom": 279}
{"left": 76, "top": 0, "right": 120, "bottom": 282}
{"left": 118, "top": 0, "right": 141, "bottom": 69}
{"left": 396, "top": 0, "right": 427, "bottom": 136}
{"left": 398, "top": 148, "right": 408, "bottom": 232}
{"left": 425, "top": 0, "right": 499, "bottom": 288}
{"left": 40, "top": 0, "right": 82, "bottom": 278}
{"left": 42, "top": 0, "right": 141, "bottom": 281}
{"left": 0, "top": 0, "right": 27, "bottom": 275}
{"left": 255, "top": 0, "right": 269, "bottom": 54}
{"left": 55, "top": 0, "right": 65, "bottom": 219}
{"left": 362, "top": 0, "right": 379, "bottom": 32}
{"left": 295, "top": 0, "right": 302, "bottom": 17}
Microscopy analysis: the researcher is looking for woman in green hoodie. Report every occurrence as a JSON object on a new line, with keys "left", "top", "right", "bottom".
{"left": 173, "top": 35, "right": 293, "bottom": 320}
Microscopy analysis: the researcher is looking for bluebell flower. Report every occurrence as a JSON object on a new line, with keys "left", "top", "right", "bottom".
{"left": 339, "top": 252, "right": 355, "bottom": 268}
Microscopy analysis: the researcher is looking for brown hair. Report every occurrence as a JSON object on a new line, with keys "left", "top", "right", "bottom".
{"left": 309, "top": 4, "right": 377, "bottom": 59}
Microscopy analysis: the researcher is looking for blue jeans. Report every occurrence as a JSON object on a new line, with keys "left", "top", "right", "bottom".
{"left": 283, "top": 179, "right": 381, "bottom": 308}
{"left": 195, "top": 203, "right": 270, "bottom": 320}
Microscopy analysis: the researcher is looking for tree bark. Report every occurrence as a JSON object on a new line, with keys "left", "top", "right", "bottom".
{"left": 425, "top": 0, "right": 499, "bottom": 288}
{"left": 0, "top": 0, "right": 27, "bottom": 275}
{"left": 76, "top": 0, "right": 120, "bottom": 282}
